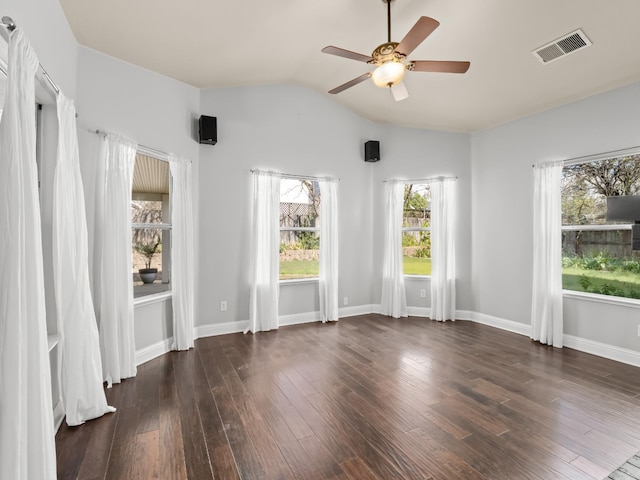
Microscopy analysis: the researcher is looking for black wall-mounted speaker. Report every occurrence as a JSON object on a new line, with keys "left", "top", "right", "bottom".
{"left": 199, "top": 115, "right": 217, "bottom": 145}
{"left": 364, "top": 140, "right": 380, "bottom": 162}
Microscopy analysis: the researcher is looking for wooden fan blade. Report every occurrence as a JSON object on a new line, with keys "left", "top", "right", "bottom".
{"left": 395, "top": 17, "right": 440, "bottom": 57}
{"left": 321, "top": 46, "right": 373, "bottom": 63}
{"left": 328, "top": 73, "right": 372, "bottom": 94}
{"left": 410, "top": 60, "right": 470, "bottom": 74}
{"left": 391, "top": 81, "right": 409, "bottom": 102}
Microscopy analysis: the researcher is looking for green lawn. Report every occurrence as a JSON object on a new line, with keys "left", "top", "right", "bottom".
{"left": 279, "top": 257, "right": 432, "bottom": 279}
{"left": 563, "top": 267, "right": 640, "bottom": 298}
{"left": 403, "top": 256, "right": 432, "bottom": 275}
{"left": 280, "top": 260, "right": 319, "bottom": 280}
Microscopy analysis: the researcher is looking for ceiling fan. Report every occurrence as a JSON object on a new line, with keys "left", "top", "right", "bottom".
{"left": 321, "top": 0, "right": 470, "bottom": 101}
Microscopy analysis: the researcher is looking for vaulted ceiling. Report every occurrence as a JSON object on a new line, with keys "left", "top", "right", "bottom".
{"left": 58, "top": 0, "right": 640, "bottom": 132}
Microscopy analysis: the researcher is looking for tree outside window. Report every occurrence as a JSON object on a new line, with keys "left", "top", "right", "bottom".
{"left": 279, "top": 178, "right": 320, "bottom": 280}
{"left": 402, "top": 183, "right": 431, "bottom": 275}
{"left": 131, "top": 153, "right": 171, "bottom": 297}
{"left": 561, "top": 154, "right": 640, "bottom": 299}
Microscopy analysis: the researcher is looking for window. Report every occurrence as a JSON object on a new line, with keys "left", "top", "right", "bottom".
{"left": 561, "top": 153, "right": 640, "bottom": 299}
{"left": 131, "top": 153, "right": 171, "bottom": 297}
{"left": 402, "top": 183, "right": 431, "bottom": 275}
{"left": 279, "top": 178, "right": 320, "bottom": 280}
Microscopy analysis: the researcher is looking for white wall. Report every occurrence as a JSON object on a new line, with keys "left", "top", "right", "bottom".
{"left": 471, "top": 81, "right": 640, "bottom": 353}
{"left": 197, "top": 84, "right": 376, "bottom": 326}
{"left": 74, "top": 46, "right": 201, "bottom": 350}
{"left": 196, "top": 84, "right": 473, "bottom": 329}
{"left": 370, "top": 124, "right": 472, "bottom": 311}
{"left": 4, "top": 0, "right": 77, "bottom": 97}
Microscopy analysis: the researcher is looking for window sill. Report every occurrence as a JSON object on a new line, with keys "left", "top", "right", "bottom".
{"left": 563, "top": 289, "right": 640, "bottom": 308}
{"left": 279, "top": 278, "right": 319, "bottom": 286}
{"left": 134, "top": 291, "right": 172, "bottom": 307}
{"left": 404, "top": 275, "right": 431, "bottom": 280}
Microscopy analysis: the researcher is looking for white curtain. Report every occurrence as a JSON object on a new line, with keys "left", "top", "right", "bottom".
{"left": 531, "top": 161, "right": 564, "bottom": 347}
{"left": 168, "top": 154, "right": 195, "bottom": 350}
{"left": 53, "top": 92, "right": 115, "bottom": 425}
{"left": 0, "top": 29, "right": 56, "bottom": 479}
{"left": 97, "top": 133, "right": 138, "bottom": 386}
{"left": 430, "top": 178, "right": 457, "bottom": 321}
{"left": 319, "top": 178, "right": 339, "bottom": 322}
{"left": 381, "top": 181, "right": 408, "bottom": 318}
{"left": 246, "top": 171, "right": 280, "bottom": 333}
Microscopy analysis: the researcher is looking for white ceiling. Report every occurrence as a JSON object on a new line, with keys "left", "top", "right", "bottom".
{"left": 58, "top": 0, "right": 640, "bottom": 132}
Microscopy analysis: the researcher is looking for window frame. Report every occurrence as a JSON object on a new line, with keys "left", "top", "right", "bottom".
{"left": 401, "top": 182, "right": 432, "bottom": 277}
{"left": 560, "top": 146, "right": 640, "bottom": 303}
{"left": 131, "top": 151, "right": 172, "bottom": 299}
{"left": 278, "top": 176, "right": 321, "bottom": 282}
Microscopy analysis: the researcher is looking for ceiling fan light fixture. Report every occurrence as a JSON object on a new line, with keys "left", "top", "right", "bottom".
{"left": 371, "top": 61, "right": 406, "bottom": 88}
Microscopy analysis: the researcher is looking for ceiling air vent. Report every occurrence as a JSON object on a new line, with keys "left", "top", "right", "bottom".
{"left": 532, "top": 29, "right": 592, "bottom": 64}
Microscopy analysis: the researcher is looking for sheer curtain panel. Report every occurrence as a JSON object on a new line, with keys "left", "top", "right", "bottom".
{"left": 97, "top": 133, "right": 138, "bottom": 386}
{"left": 381, "top": 181, "right": 408, "bottom": 318}
{"left": 169, "top": 154, "right": 195, "bottom": 350}
{"left": 531, "top": 161, "right": 564, "bottom": 347}
{"left": 319, "top": 178, "right": 339, "bottom": 322}
{"left": 54, "top": 93, "right": 115, "bottom": 425}
{"left": 0, "top": 29, "right": 56, "bottom": 479}
{"left": 430, "top": 178, "right": 457, "bottom": 321}
{"left": 246, "top": 171, "right": 281, "bottom": 333}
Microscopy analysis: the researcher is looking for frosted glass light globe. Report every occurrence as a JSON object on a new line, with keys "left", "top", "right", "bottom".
{"left": 371, "top": 61, "right": 406, "bottom": 88}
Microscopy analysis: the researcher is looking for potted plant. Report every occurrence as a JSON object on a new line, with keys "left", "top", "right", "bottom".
{"left": 135, "top": 240, "right": 161, "bottom": 284}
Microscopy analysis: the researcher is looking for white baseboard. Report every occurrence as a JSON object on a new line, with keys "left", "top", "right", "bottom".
{"left": 279, "top": 311, "right": 321, "bottom": 327}
{"left": 407, "top": 306, "right": 430, "bottom": 317}
{"left": 340, "top": 304, "right": 378, "bottom": 318}
{"left": 467, "top": 311, "right": 531, "bottom": 336}
{"left": 136, "top": 338, "right": 173, "bottom": 366}
{"left": 134, "top": 304, "right": 640, "bottom": 370}
{"left": 194, "top": 320, "right": 246, "bottom": 339}
{"left": 564, "top": 334, "right": 640, "bottom": 368}
{"left": 53, "top": 399, "right": 65, "bottom": 432}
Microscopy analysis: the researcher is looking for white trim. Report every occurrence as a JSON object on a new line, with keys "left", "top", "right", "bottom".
{"left": 136, "top": 338, "right": 173, "bottom": 366}
{"left": 194, "top": 320, "right": 246, "bottom": 339}
{"left": 563, "top": 289, "right": 640, "bottom": 308}
{"left": 134, "top": 291, "right": 172, "bottom": 307}
{"left": 405, "top": 275, "right": 431, "bottom": 281}
{"left": 279, "top": 278, "right": 318, "bottom": 286}
{"left": 53, "top": 400, "right": 65, "bottom": 433}
{"left": 561, "top": 224, "right": 632, "bottom": 231}
{"left": 134, "top": 303, "right": 640, "bottom": 372}
{"left": 407, "top": 306, "right": 430, "bottom": 317}
{"left": 340, "top": 304, "right": 378, "bottom": 318}
{"left": 467, "top": 311, "right": 531, "bottom": 337}
{"left": 563, "top": 334, "right": 640, "bottom": 368}
{"left": 279, "top": 311, "right": 320, "bottom": 327}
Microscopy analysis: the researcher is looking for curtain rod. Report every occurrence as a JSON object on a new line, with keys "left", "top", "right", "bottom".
{"left": 250, "top": 168, "right": 339, "bottom": 182}
{"left": 383, "top": 176, "right": 458, "bottom": 184}
{"left": 93, "top": 129, "right": 170, "bottom": 161}
{"left": 532, "top": 145, "right": 640, "bottom": 168}
{"left": 0, "top": 16, "right": 60, "bottom": 94}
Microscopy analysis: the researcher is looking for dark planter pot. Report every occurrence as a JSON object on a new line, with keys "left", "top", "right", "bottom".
{"left": 139, "top": 268, "right": 158, "bottom": 284}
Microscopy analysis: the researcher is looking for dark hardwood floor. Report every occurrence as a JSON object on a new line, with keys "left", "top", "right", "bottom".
{"left": 56, "top": 314, "right": 640, "bottom": 479}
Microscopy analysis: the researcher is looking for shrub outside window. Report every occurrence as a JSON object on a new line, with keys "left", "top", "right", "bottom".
{"left": 279, "top": 178, "right": 320, "bottom": 280}
{"left": 561, "top": 154, "right": 640, "bottom": 299}
{"left": 402, "top": 183, "right": 431, "bottom": 275}
{"left": 131, "top": 153, "right": 171, "bottom": 298}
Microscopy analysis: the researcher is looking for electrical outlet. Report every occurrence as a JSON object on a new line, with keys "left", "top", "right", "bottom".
{"left": 420, "top": 289, "right": 426, "bottom": 298}
{"left": 343, "top": 297, "right": 348, "bottom": 306}
{"left": 220, "top": 301, "right": 227, "bottom": 312}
